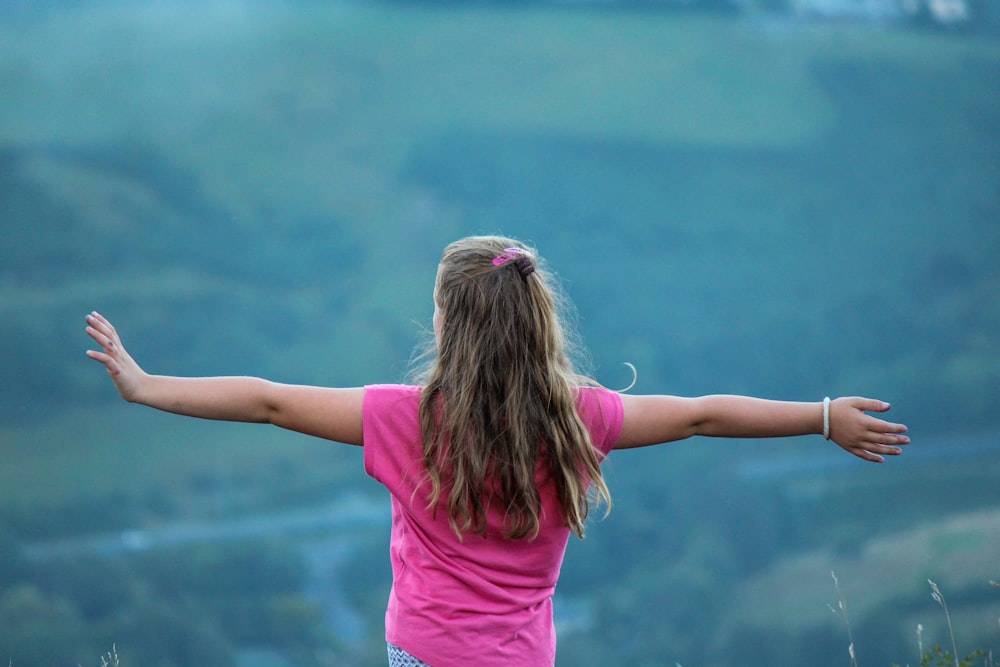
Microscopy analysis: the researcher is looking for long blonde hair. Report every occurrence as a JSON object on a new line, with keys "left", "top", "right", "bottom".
{"left": 415, "top": 236, "right": 611, "bottom": 540}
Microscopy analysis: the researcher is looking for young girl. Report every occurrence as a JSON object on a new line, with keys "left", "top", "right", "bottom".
{"left": 85, "top": 235, "right": 909, "bottom": 667}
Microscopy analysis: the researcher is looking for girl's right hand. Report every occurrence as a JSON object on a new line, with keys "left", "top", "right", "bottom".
{"left": 85, "top": 312, "right": 147, "bottom": 402}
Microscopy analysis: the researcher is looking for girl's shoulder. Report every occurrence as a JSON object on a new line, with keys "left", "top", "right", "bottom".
{"left": 365, "top": 383, "right": 422, "bottom": 395}
{"left": 363, "top": 383, "right": 423, "bottom": 412}
{"left": 574, "top": 385, "right": 625, "bottom": 453}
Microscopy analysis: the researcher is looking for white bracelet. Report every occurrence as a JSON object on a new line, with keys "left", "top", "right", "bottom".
{"left": 823, "top": 396, "right": 831, "bottom": 440}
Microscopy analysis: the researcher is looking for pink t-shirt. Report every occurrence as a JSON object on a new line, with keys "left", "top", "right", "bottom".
{"left": 363, "top": 384, "right": 623, "bottom": 667}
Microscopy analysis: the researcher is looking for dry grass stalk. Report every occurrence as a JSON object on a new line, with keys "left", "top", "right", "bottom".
{"left": 929, "top": 579, "right": 960, "bottom": 667}
{"left": 829, "top": 570, "right": 859, "bottom": 667}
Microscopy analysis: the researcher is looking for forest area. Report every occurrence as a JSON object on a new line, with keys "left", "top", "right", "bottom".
{"left": 0, "top": 1, "right": 998, "bottom": 666}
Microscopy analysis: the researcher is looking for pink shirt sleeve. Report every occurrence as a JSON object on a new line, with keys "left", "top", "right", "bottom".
{"left": 362, "top": 384, "right": 423, "bottom": 487}
{"left": 575, "top": 385, "right": 625, "bottom": 456}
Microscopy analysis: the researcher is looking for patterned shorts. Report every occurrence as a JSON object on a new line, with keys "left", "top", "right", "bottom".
{"left": 387, "top": 643, "right": 431, "bottom": 667}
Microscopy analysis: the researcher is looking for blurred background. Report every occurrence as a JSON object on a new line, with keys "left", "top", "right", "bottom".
{"left": 1, "top": 0, "right": 998, "bottom": 665}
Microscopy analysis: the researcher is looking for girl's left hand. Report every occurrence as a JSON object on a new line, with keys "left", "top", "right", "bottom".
{"left": 829, "top": 396, "right": 909, "bottom": 463}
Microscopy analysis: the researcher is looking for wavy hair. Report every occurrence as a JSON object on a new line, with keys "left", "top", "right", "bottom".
{"left": 413, "top": 236, "right": 611, "bottom": 540}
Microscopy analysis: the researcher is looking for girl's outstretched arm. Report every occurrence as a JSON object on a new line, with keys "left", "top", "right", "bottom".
{"left": 616, "top": 393, "right": 908, "bottom": 462}
{"left": 85, "top": 312, "right": 363, "bottom": 445}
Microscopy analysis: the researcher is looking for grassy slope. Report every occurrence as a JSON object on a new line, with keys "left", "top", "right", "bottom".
{"left": 0, "top": 8, "right": 998, "bottom": 663}
{"left": 722, "top": 508, "right": 1000, "bottom": 664}
{"left": 0, "top": 4, "right": 834, "bottom": 512}
{"left": 1, "top": 0, "right": 997, "bottom": 527}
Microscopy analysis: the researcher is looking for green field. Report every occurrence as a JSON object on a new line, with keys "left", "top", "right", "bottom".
{"left": 1, "top": 3, "right": 998, "bottom": 666}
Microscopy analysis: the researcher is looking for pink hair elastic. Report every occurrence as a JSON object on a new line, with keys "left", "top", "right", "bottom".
{"left": 491, "top": 248, "right": 531, "bottom": 267}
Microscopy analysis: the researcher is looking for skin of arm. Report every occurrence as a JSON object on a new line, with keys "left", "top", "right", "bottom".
{"left": 616, "top": 393, "right": 909, "bottom": 463}
{"left": 87, "top": 311, "right": 908, "bottom": 459}
{"left": 85, "top": 312, "right": 364, "bottom": 446}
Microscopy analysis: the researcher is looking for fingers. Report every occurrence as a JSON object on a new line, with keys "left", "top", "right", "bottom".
{"left": 86, "top": 311, "right": 116, "bottom": 342}
{"left": 879, "top": 435, "right": 909, "bottom": 448}
{"left": 85, "top": 312, "right": 121, "bottom": 350}
{"left": 85, "top": 349, "right": 121, "bottom": 376}
{"left": 85, "top": 325, "right": 113, "bottom": 355}
{"left": 831, "top": 396, "right": 910, "bottom": 463}
{"left": 884, "top": 431, "right": 910, "bottom": 445}
{"left": 870, "top": 440, "right": 903, "bottom": 456}
{"left": 851, "top": 396, "right": 910, "bottom": 442}
{"left": 870, "top": 423, "right": 909, "bottom": 448}
{"left": 850, "top": 437, "right": 906, "bottom": 463}
{"left": 85, "top": 312, "right": 125, "bottom": 375}
{"left": 877, "top": 420, "right": 909, "bottom": 435}
{"left": 848, "top": 396, "right": 891, "bottom": 413}
{"left": 860, "top": 418, "right": 909, "bottom": 460}
{"left": 865, "top": 417, "right": 909, "bottom": 440}
{"left": 852, "top": 448, "right": 885, "bottom": 464}
{"left": 850, "top": 443, "right": 890, "bottom": 463}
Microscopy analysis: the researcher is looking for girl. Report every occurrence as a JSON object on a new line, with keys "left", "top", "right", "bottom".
{"left": 85, "top": 235, "right": 909, "bottom": 667}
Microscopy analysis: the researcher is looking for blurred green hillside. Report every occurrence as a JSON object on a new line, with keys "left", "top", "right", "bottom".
{"left": 0, "top": 3, "right": 998, "bottom": 666}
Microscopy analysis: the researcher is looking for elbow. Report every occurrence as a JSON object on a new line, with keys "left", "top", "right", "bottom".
{"left": 688, "top": 395, "right": 731, "bottom": 438}
{"left": 249, "top": 377, "right": 281, "bottom": 425}
{"left": 262, "top": 387, "right": 284, "bottom": 425}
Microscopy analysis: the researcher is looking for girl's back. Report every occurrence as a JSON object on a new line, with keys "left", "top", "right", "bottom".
{"left": 364, "top": 383, "right": 622, "bottom": 667}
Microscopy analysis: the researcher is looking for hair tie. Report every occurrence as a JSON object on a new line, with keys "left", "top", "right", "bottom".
{"left": 492, "top": 248, "right": 535, "bottom": 277}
